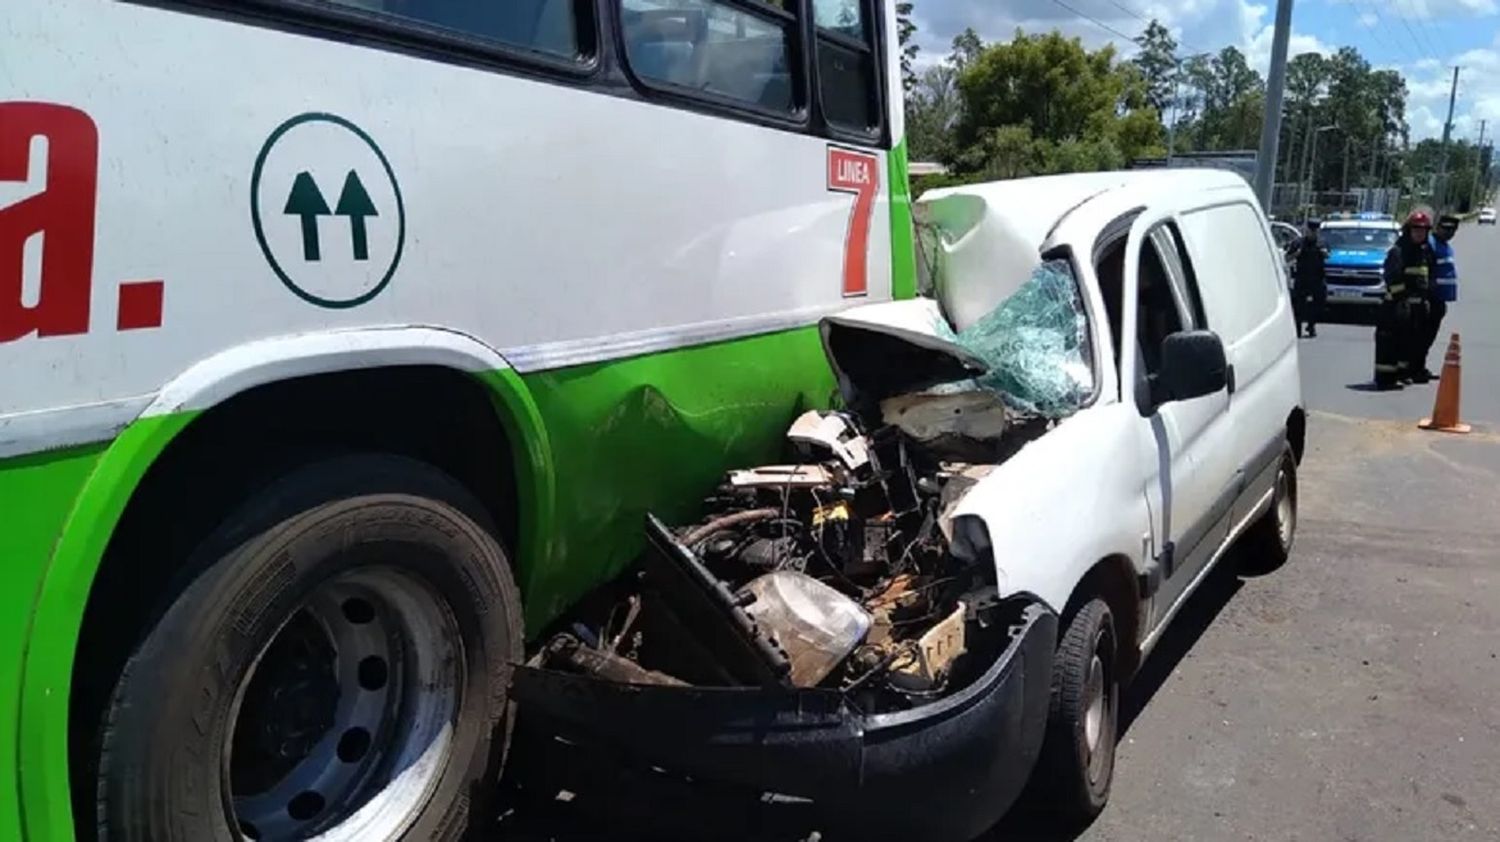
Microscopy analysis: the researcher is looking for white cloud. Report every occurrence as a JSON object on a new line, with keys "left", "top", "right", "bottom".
{"left": 1455, "top": 0, "right": 1498, "bottom": 15}
{"left": 1357, "top": 12, "right": 1378, "bottom": 27}
{"left": 1401, "top": 48, "right": 1500, "bottom": 141}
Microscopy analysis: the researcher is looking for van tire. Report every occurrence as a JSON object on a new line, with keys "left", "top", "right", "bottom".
{"left": 1241, "top": 445, "right": 1298, "bottom": 574}
{"left": 1032, "top": 598, "right": 1117, "bottom": 824}
{"left": 97, "top": 455, "right": 523, "bottom": 842}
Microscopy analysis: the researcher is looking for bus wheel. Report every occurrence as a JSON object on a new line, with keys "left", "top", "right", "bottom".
{"left": 97, "top": 455, "right": 523, "bottom": 842}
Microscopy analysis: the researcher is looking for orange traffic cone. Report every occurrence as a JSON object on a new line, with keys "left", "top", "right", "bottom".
{"left": 1419, "top": 333, "right": 1471, "bottom": 434}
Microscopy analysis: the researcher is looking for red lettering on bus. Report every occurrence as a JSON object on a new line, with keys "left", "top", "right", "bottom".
{"left": 0, "top": 102, "right": 99, "bottom": 342}
{"left": 827, "top": 147, "right": 879, "bottom": 298}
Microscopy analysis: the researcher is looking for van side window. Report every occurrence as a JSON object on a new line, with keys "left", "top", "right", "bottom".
{"left": 1091, "top": 210, "right": 1141, "bottom": 371}
{"left": 323, "top": 0, "right": 588, "bottom": 60}
{"left": 813, "top": 0, "right": 880, "bottom": 132}
{"left": 1148, "top": 223, "right": 1207, "bottom": 329}
{"left": 1137, "top": 235, "right": 1185, "bottom": 372}
{"left": 621, "top": 0, "right": 799, "bottom": 113}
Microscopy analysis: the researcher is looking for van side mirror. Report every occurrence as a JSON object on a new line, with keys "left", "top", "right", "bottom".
{"left": 1159, "top": 330, "right": 1228, "bottom": 401}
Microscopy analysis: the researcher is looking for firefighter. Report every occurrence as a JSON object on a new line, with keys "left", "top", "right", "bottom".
{"left": 1377, "top": 211, "right": 1435, "bottom": 389}
{"left": 1422, "top": 213, "right": 1460, "bottom": 378}
{"left": 1290, "top": 218, "right": 1328, "bottom": 337}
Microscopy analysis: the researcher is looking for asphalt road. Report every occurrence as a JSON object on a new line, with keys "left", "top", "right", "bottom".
{"left": 498, "top": 223, "right": 1500, "bottom": 842}
{"left": 1051, "top": 220, "right": 1500, "bottom": 841}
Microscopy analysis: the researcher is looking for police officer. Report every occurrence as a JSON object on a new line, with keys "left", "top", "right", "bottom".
{"left": 1290, "top": 218, "right": 1328, "bottom": 337}
{"left": 1422, "top": 213, "right": 1460, "bottom": 378}
{"left": 1377, "top": 211, "right": 1436, "bottom": 388}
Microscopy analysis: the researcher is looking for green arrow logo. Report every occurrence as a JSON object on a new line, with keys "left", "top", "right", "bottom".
{"left": 335, "top": 170, "right": 379, "bottom": 261}
{"left": 283, "top": 171, "right": 331, "bottom": 261}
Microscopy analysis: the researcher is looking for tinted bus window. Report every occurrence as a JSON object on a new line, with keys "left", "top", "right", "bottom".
{"left": 324, "top": 0, "right": 586, "bottom": 59}
{"left": 621, "top": 0, "right": 799, "bottom": 113}
{"left": 812, "top": 0, "right": 878, "bottom": 132}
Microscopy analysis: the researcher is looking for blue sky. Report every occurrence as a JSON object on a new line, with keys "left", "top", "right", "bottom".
{"left": 907, "top": 0, "right": 1500, "bottom": 140}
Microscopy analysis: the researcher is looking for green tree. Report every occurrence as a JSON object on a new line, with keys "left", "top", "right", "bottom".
{"left": 950, "top": 30, "right": 1161, "bottom": 178}
{"left": 950, "top": 27, "right": 983, "bottom": 72}
{"left": 896, "top": 2, "right": 917, "bottom": 94}
{"left": 1208, "top": 47, "right": 1264, "bottom": 148}
{"left": 1132, "top": 19, "right": 1179, "bottom": 115}
{"left": 1281, "top": 53, "right": 1328, "bottom": 182}
{"left": 907, "top": 63, "right": 960, "bottom": 162}
{"left": 957, "top": 31, "right": 1124, "bottom": 146}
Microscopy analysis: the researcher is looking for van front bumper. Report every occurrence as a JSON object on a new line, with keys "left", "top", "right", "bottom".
{"left": 511, "top": 600, "right": 1057, "bottom": 842}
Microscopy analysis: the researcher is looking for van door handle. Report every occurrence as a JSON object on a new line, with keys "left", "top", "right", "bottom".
{"left": 1226, "top": 364, "right": 1237, "bottom": 395}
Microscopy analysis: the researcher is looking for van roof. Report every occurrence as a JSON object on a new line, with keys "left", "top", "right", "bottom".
{"left": 918, "top": 168, "right": 1250, "bottom": 246}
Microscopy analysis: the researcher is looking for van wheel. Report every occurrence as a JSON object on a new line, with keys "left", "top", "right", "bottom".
{"left": 1241, "top": 445, "right": 1298, "bottom": 574}
{"left": 1031, "top": 598, "right": 1117, "bottom": 824}
{"left": 97, "top": 455, "right": 523, "bottom": 842}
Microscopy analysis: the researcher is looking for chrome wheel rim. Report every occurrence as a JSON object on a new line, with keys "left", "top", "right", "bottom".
{"left": 226, "top": 568, "right": 461, "bottom": 841}
{"left": 1084, "top": 653, "right": 1106, "bottom": 754}
{"left": 1275, "top": 467, "right": 1295, "bottom": 550}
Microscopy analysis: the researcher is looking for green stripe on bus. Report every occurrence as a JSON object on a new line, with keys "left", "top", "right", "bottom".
{"left": 888, "top": 137, "right": 917, "bottom": 300}
{"left": 514, "top": 323, "right": 836, "bottom": 631}
{"left": 0, "top": 445, "right": 107, "bottom": 840}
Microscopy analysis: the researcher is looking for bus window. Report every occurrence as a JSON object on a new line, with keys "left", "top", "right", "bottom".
{"left": 812, "top": 0, "right": 879, "bottom": 133}
{"left": 621, "top": 0, "right": 799, "bottom": 113}
{"left": 324, "top": 0, "right": 586, "bottom": 60}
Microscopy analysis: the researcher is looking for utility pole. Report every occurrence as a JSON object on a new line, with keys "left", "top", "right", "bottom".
{"left": 1166, "top": 66, "right": 1181, "bottom": 163}
{"left": 1435, "top": 66, "right": 1460, "bottom": 210}
{"left": 1341, "top": 135, "right": 1351, "bottom": 196}
{"left": 1298, "top": 121, "right": 1315, "bottom": 212}
{"left": 1469, "top": 120, "right": 1487, "bottom": 208}
{"left": 1253, "top": 0, "right": 1295, "bottom": 210}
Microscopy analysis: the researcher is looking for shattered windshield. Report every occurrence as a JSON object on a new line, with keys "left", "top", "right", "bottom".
{"left": 940, "top": 259, "right": 1095, "bottom": 419}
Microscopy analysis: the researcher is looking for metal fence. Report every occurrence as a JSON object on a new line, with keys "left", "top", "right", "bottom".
{"left": 1269, "top": 184, "right": 1400, "bottom": 222}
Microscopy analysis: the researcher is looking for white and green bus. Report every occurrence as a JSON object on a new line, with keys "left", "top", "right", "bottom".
{"left": 2, "top": 0, "right": 919, "bottom": 838}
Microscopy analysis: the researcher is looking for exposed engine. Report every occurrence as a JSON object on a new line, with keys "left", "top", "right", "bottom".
{"left": 532, "top": 409, "right": 1009, "bottom": 713}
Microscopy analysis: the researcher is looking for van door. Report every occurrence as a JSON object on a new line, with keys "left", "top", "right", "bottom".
{"left": 1122, "top": 215, "right": 1237, "bottom": 633}
{"left": 1175, "top": 201, "right": 1301, "bottom": 532}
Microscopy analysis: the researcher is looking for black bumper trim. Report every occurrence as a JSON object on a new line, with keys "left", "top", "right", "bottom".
{"left": 511, "top": 601, "right": 1057, "bottom": 841}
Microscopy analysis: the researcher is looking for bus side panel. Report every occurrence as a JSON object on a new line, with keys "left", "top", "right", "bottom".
{"left": 2, "top": 0, "right": 893, "bottom": 425}
{"left": 0, "top": 447, "right": 106, "bottom": 841}
{"left": 12, "top": 415, "right": 195, "bottom": 842}
{"left": 516, "top": 323, "right": 835, "bottom": 630}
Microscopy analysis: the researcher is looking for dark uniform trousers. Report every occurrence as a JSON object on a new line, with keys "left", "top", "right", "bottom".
{"left": 1375, "top": 263, "right": 1430, "bottom": 387}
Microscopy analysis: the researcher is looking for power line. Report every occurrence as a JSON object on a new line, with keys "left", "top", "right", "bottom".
{"left": 1387, "top": 0, "right": 1444, "bottom": 65}
{"left": 1346, "top": 0, "right": 1424, "bottom": 67}
{"left": 1049, "top": 0, "right": 1139, "bottom": 42}
{"left": 1097, "top": 0, "right": 1215, "bottom": 56}
{"left": 1411, "top": 2, "right": 1449, "bottom": 65}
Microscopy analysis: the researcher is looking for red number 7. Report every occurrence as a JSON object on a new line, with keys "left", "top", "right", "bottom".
{"left": 827, "top": 147, "right": 879, "bottom": 298}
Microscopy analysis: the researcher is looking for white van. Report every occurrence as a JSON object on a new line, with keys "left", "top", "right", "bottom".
{"left": 907, "top": 167, "right": 1305, "bottom": 818}
{"left": 511, "top": 169, "right": 1305, "bottom": 838}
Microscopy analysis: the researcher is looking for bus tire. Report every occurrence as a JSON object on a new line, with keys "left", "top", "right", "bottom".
{"left": 97, "top": 454, "right": 523, "bottom": 842}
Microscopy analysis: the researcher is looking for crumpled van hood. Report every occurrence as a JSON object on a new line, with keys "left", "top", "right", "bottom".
{"left": 819, "top": 299, "right": 987, "bottom": 415}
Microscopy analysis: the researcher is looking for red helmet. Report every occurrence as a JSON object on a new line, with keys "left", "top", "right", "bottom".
{"left": 1406, "top": 211, "right": 1433, "bottom": 229}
